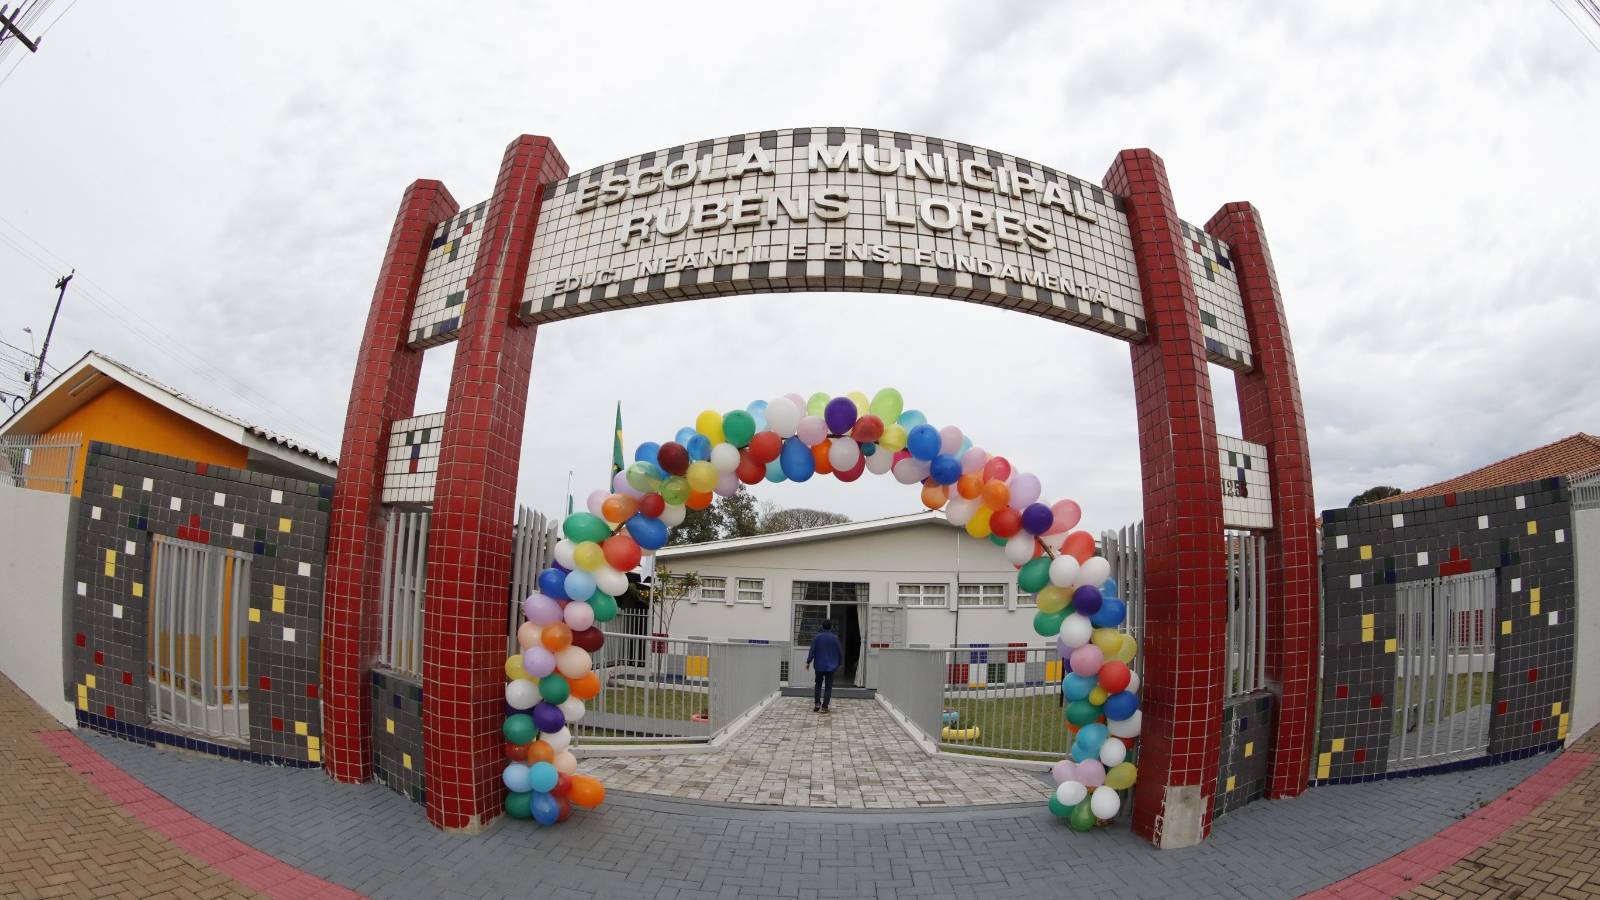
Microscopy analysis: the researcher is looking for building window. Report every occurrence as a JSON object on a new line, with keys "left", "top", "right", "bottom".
{"left": 737, "top": 578, "right": 764, "bottom": 604}
{"left": 898, "top": 583, "right": 948, "bottom": 608}
{"left": 699, "top": 576, "right": 727, "bottom": 603}
{"left": 957, "top": 583, "right": 1007, "bottom": 608}
{"left": 1015, "top": 591, "right": 1037, "bottom": 607}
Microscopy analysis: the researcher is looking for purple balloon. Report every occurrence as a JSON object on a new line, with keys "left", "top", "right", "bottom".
{"left": 612, "top": 469, "right": 643, "bottom": 498}
{"left": 531, "top": 701, "right": 566, "bottom": 733}
{"left": 823, "top": 397, "right": 858, "bottom": 435}
{"left": 522, "top": 646, "right": 557, "bottom": 678}
{"left": 1072, "top": 584, "right": 1103, "bottom": 616}
{"left": 524, "top": 592, "right": 564, "bottom": 626}
{"left": 1020, "top": 502, "right": 1054, "bottom": 535}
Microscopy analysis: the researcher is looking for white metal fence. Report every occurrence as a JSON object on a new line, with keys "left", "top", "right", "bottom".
{"left": 936, "top": 644, "right": 1073, "bottom": 759}
{"left": 1573, "top": 469, "right": 1600, "bottom": 510}
{"left": 571, "top": 633, "right": 781, "bottom": 745}
{"left": 1100, "top": 522, "right": 1145, "bottom": 677}
{"left": 0, "top": 432, "right": 80, "bottom": 493}
{"left": 1225, "top": 531, "right": 1269, "bottom": 697}
{"left": 147, "top": 535, "right": 250, "bottom": 742}
{"left": 508, "top": 505, "right": 559, "bottom": 656}
{"left": 379, "top": 509, "right": 429, "bottom": 676}
{"left": 1391, "top": 569, "right": 1496, "bottom": 770}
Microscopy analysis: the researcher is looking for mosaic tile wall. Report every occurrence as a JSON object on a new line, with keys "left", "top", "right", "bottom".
{"left": 70, "top": 442, "right": 331, "bottom": 765}
{"left": 381, "top": 411, "right": 444, "bottom": 505}
{"left": 372, "top": 668, "right": 426, "bottom": 805}
{"left": 1178, "top": 219, "right": 1251, "bottom": 372}
{"left": 1217, "top": 434, "right": 1273, "bottom": 530}
{"left": 1316, "top": 477, "right": 1574, "bottom": 782}
{"left": 407, "top": 200, "right": 488, "bottom": 348}
{"left": 1214, "top": 690, "right": 1275, "bottom": 819}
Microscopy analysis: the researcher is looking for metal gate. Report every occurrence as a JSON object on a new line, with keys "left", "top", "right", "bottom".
{"left": 146, "top": 535, "right": 250, "bottom": 742}
{"left": 379, "top": 508, "right": 429, "bottom": 676}
{"left": 1224, "top": 531, "right": 1268, "bottom": 697}
{"left": 1391, "top": 570, "right": 1496, "bottom": 770}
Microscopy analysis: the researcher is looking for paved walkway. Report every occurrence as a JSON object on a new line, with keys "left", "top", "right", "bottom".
{"left": 584, "top": 697, "right": 1051, "bottom": 808}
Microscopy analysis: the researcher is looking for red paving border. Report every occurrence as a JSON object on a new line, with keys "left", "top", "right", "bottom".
{"left": 37, "top": 730, "right": 364, "bottom": 900}
{"left": 1301, "top": 751, "right": 1597, "bottom": 899}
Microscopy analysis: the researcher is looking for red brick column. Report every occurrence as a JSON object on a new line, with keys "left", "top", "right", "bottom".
{"left": 424, "top": 135, "right": 567, "bottom": 831}
{"left": 1104, "top": 149, "right": 1229, "bottom": 848}
{"left": 1205, "top": 203, "right": 1318, "bottom": 798}
{"left": 322, "top": 180, "right": 459, "bottom": 782}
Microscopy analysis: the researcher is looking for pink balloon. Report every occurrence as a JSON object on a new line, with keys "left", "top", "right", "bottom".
{"left": 938, "top": 425, "right": 963, "bottom": 455}
{"left": 521, "top": 646, "right": 557, "bottom": 678}
{"left": 1007, "top": 473, "right": 1041, "bottom": 510}
{"left": 523, "top": 592, "right": 564, "bottom": 626}
{"left": 796, "top": 416, "right": 828, "bottom": 447}
{"left": 612, "top": 470, "right": 643, "bottom": 498}
{"left": 1076, "top": 759, "right": 1106, "bottom": 789}
{"left": 1070, "top": 644, "right": 1105, "bottom": 677}
{"left": 563, "top": 600, "right": 595, "bottom": 631}
{"left": 1044, "top": 499, "right": 1082, "bottom": 535}
{"left": 585, "top": 489, "right": 608, "bottom": 517}
{"left": 714, "top": 472, "right": 740, "bottom": 497}
{"left": 960, "top": 446, "right": 988, "bottom": 474}
{"left": 1051, "top": 759, "right": 1079, "bottom": 784}
{"left": 785, "top": 392, "right": 807, "bottom": 410}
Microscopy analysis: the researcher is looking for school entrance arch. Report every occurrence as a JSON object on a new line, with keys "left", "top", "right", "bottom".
{"left": 320, "top": 128, "right": 1317, "bottom": 849}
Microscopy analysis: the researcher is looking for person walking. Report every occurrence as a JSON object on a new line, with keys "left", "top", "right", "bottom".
{"left": 805, "top": 620, "right": 843, "bottom": 713}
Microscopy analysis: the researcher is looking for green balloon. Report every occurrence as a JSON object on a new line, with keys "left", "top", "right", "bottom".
{"left": 589, "top": 592, "right": 618, "bottom": 622}
{"left": 539, "top": 674, "right": 571, "bottom": 705}
{"left": 505, "top": 790, "right": 533, "bottom": 819}
{"left": 1033, "top": 609, "right": 1066, "bottom": 638}
{"left": 659, "top": 476, "right": 690, "bottom": 505}
{"left": 807, "top": 392, "right": 829, "bottom": 417}
{"left": 1017, "top": 556, "right": 1052, "bottom": 593}
{"left": 1066, "top": 699, "right": 1102, "bottom": 727}
{"left": 563, "top": 512, "right": 611, "bottom": 544}
{"left": 503, "top": 713, "right": 535, "bottom": 745}
{"left": 869, "top": 388, "right": 904, "bottom": 423}
{"left": 1048, "top": 795, "right": 1072, "bottom": 818}
{"left": 722, "top": 410, "right": 756, "bottom": 447}
{"left": 1069, "top": 799, "right": 1097, "bottom": 832}
{"left": 989, "top": 532, "right": 1007, "bottom": 547}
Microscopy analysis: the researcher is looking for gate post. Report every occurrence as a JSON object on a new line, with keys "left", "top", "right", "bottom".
{"left": 423, "top": 135, "right": 568, "bottom": 832}
{"left": 1205, "top": 203, "right": 1318, "bottom": 798}
{"left": 322, "top": 180, "right": 459, "bottom": 783}
{"left": 1104, "top": 149, "right": 1229, "bottom": 848}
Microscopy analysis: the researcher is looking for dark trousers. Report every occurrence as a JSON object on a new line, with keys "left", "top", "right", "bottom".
{"left": 813, "top": 669, "right": 835, "bottom": 708}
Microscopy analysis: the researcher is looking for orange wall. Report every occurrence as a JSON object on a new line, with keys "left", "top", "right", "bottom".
{"left": 47, "top": 384, "right": 248, "bottom": 495}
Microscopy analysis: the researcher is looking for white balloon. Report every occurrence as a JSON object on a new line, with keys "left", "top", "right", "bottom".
{"left": 865, "top": 449, "right": 895, "bottom": 475}
{"left": 563, "top": 600, "right": 595, "bottom": 631}
{"left": 505, "top": 678, "right": 538, "bottom": 710}
{"left": 1055, "top": 780, "right": 1087, "bottom": 807}
{"left": 555, "top": 646, "right": 592, "bottom": 679}
{"left": 1076, "top": 556, "right": 1111, "bottom": 589}
{"left": 1125, "top": 670, "right": 1141, "bottom": 695}
{"left": 543, "top": 726, "right": 572, "bottom": 753}
{"left": 595, "top": 565, "right": 629, "bottom": 596}
{"left": 893, "top": 458, "right": 930, "bottom": 485}
{"left": 711, "top": 442, "right": 741, "bottom": 473}
{"left": 1004, "top": 533, "right": 1037, "bottom": 565}
{"left": 553, "top": 539, "right": 578, "bottom": 570}
{"left": 660, "top": 503, "right": 687, "bottom": 527}
{"left": 767, "top": 397, "right": 801, "bottom": 437}
{"left": 1090, "top": 785, "right": 1121, "bottom": 820}
{"left": 827, "top": 437, "right": 861, "bottom": 471}
{"left": 945, "top": 496, "right": 979, "bottom": 526}
{"left": 960, "top": 446, "right": 988, "bottom": 474}
{"left": 714, "top": 472, "right": 740, "bottom": 497}
{"left": 1107, "top": 710, "right": 1143, "bottom": 739}
{"left": 585, "top": 490, "right": 608, "bottom": 517}
{"left": 938, "top": 425, "right": 963, "bottom": 455}
{"left": 1098, "top": 738, "right": 1127, "bottom": 768}
{"left": 553, "top": 749, "right": 578, "bottom": 775}
{"left": 1008, "top": 472, "right": 1042, "bottom": 510}
{"left": 1048, "top": 555, "right": 1081, "bottom": 588}
{"left": 796, "top": 416, "right": 828, "bottom": 447}
{"left": 1059, "top": 613, "right": 1094, "bottom": 649}
{"left": 558, "top": 696, "right": 586, "bottom": 724}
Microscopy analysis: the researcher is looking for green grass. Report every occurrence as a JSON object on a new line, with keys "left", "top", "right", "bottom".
{"left": 580, "top": 683, "right": 705, "bottom": 724}
{"left": 1392, "top": 671, "right": 1495, "bottom": 733}
{"left": 941, "top": 692, "right": 1071, "bottom": 758}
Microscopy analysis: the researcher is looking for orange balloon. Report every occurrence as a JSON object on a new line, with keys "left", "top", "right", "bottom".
{"left": 956, "top": 473, "right": 983, "bottom": 500}
{"left": 981, "top": 479, "right": 1010, "bottom": 510}
{"left": 527, "top": 740, "right": 555, "bottom": 764}
{"left": 541, "top": 622, "right": 573, "bottom": 653}
{"left": 600, "top": 494, "right": 637, "bottom": 524}
{"left": 568, "top": 774, "right": 606, "bottom": 808}
{"left": 569, "top": 671, "right": 602, "bottom": 701}
{"left": 1063, "top": 530, "right": 1097, "bottom": 564}
{"left": 686, "top": 490, "right": 714, "bottom": 510}
{"left": 811, "top": 440, "right": 833, "bottom": 475}
{"left": 920, "top": 483, "right": 948, "bottom": 510}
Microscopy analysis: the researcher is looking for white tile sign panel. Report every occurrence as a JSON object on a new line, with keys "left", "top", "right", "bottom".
{"left": 1217, "top": 434, "right": 1273, "bottom": 530}
{"left": 519, "top": 127, "right": 1150, "bottom": 341}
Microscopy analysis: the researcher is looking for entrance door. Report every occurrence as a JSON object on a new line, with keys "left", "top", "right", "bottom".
{"left": 791, "top": 581, "right": 869, "bottom": 688}
{"left": 146, "top": 535, "right": 250, "bottom": 742}
{"left": 1391, "top": 570, "right": 1496, "bottom": 770}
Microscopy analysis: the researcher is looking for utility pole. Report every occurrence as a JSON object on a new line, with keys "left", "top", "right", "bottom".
{"left": 29, "top": 269, "right": 70, "bottom": 398}
{"left": 0, "top": 4, "right": 43, "bottom": 54}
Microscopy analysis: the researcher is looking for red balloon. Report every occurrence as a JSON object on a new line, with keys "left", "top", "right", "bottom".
{"left": 656, "top": 442, "right": 690, "bottom": 476}
{"left": 982, "top": 456, "right": 1012, "bottom": 483}
{"left": 552, "top": 772, "right": 572, "bottom": 798}
{"left": 850, "top": 415, "right": 884, "bottom": 443}
{"left": 571, "top": 626, "right": 606, "bottom": 653}
{"left": 505, "top": 741, "right": 530, "bottom": 762}
{"left": 990, "top": 507, "right": 1022, "bottom": 538}
{"left": 1099, "top": 660, "right": 1131, "bottom": 694}
{"left": 736, "top": 450, "right": 765, "bottom": 485}
{"left": 602, "top": 534, "right": 641, "bottom": 571}
{"left": 834, "top": 454, "right": 867, "bottom": 483}
{"left": 556, "top": 796, "right": 573, "bottom": 822}
{"left": 638, "top": 492, "right": 666, "bottom": 518}
{"left": 748, "top": 431, "right": 782, "bottom": 464}
{"left": 1063, "top": 530, "right": 1097, "bottom": 564}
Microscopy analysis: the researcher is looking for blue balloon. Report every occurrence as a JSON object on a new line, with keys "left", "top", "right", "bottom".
{"left": 686, "top": 433, "right": 712, "bottom": 461}
{"left": 537, "top": 567, "right": 568, "bottom": 600}
{"left": 861, "top": 442, "right": 876, "bottom": 456}
{"left": 1072, "top": 584, "right": 1103, "bottom": 616}
{"left": 764, "top": 458, "right": 788, "bottom": 483}
{"left": 779, "top": 436, "right": 815, "bottom": 482}
{"left": 563, "top": 569, "right": 596, "bottom": 603}
{"left": 530, "top": 791, "right": 560, "bottom": 825}
{"left": 898, "top": 409, "right": 927, "bottom": 429}
{"left": 532, "top": 702, "right": 565, "bottom": 733}
{"left": 1070, "top": 740, "right": 1097, "bottom": 763}
{"left": 502, "top": 762, "right": 532, "bottom": 793}
{"left": 1090, "top": 597, "right": 1126, "bottom": 629}
{"left": 626, "top": 513, "right": 668, "bottom": 550}
{"left": 746, "top": 400, "right": 769, "bottom": 431}
{"left": 1020, "top": 503, "right": 1054, "bottom": 535}
{"left": 1104, "top": 690, "right": 1140, "bottom": 721}
{"left": 959, "top": 436, "right": 973, "bottom": 455}
{"left": 1100, "top": 577, "right": 1119, "bottom": 599}
{"left": 1063, "top": 672, "right": 1096, "bottom": 701}
{"left": 674, "top": 426, "right": 698, "bottom": 446}
{"left": 906, "top": 424, "right": 941, "bottom": 461}
{"left": 1077, "top": 722, "right": 1109, "bottom": 754}
{"left": 633, "top": 442, "right": 660, "bottom": 465}
{"left": 528, "top": 761, "right": 559, "bottom": 793}
{"left": 929, "top": 454, "right": 962, "bottom": 485}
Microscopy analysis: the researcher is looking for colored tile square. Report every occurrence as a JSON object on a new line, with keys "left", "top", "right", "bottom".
{"left": 1243, "top": 741, "right": 1254, "bottom": 758}
{"left": 248, "top": 607, "right": 261, "bottom": 623}
{"left": 1360, "top": 545, "right": 1373, "bottom": 560}
{"left": 294, "top": 721, "right": 308, "bottom": 736}
{"left": 386, "top": 717, "right": 395, "bottom": 734}
{"left": 1331, "top": 739, "right": 1344, "bottom": 752}
{"left": 112, "top": 484, "right": 123, "bottom": 499}
{"left": 279, "top": 517, "right": 292, "bottom": 533}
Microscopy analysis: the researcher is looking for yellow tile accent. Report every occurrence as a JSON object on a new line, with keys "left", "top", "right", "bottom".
{"left": 85, "top": 674, "right": 96, "bottom": 689}
{"left": 386, "top": 717, "right": 395, "bottom": 734}
{"left": 1501, "top": 620, "right": 1512, "bottom": 636}
{"left": 685, "top": 655, "right": 709, "bottom": 677}
{"left": 294, "top": 721, "right": 308, "bottom": 736}
{"left": 1531, "top": 599, "right": 1541, "bottom": 616}
{"left": 1361, "top": 613, "right": 1374, "bottom": 628}
{"left": 1316, "top": 764, "right": 1331, "bottom": 780}
{"left": 248, "top": 607, "right": 261, "bottom": 623}
{"left": 1360, "top": 545, "right": 1373, "bottom": 560}
{"left": 112, "top": 484, "right": 123, "bottom": 499}
{"left": 104, "top": 562, "right": 116, "bottom": 577}
{"left": 1226, "top": 775, "right": 1236, "bottom": 791}
{"left": 279, "top": 517, "right": 292, "bottom": 533}
{"left": 1361, "top": 627, "right": 1375, "bottom": 642}
{"left": 273, "top": 584, "right": 286, "bottom": 600}
{"left": 132, "top": 582, "right": 143, "bottom": 598}
{"left": 1531, "top": 587, "right": 1542, "bottom": 604}
{"left": 1244, "top": 741, "right": 1254, "bottom": 758}
{"left": 403, "top": 753, "right": 414, "bottom": 770}
{"left": 1553, "top": 702, "right": 1563, "bottom": 716}
{"left": 76, "top": 684, "right": 87, "bottom": 699}
{"left": 272, "top": 598, "right": 285, "bottom": 614}
{"left": 1559, "top": 713, "right": 1571, "bottom": 740}
{"left": 1385, "top": 638, "right": 1397, "bottom": 653}
{"left": 1319, "top": 752, "right": 1333, "bottom": 766}
{"left": 307, "top": 747, "right": 321, "bottom": 763}
{"left": 307, "top": 736, "right": 321, "bottom": 751}
{"left": 105, "top": 548, "right": 117, "bottom": 563}
{"left": 1331, "top": 738, "right": 1345, "bottom": 752}
{"left": 1527, "top": 521, "right": 1538, "bottom": 535}
{"left": 442, "top": 240, "right": 455, "bottom": 255}
{"left": 77, "top": 697, "right": 89, "bottom": 711}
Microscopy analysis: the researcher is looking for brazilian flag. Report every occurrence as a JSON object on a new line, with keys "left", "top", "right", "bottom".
{"left": 611, "top": 402, "right": 624, "bottom": 478}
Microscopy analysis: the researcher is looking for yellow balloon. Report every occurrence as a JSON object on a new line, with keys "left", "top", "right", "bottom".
{"left": 847, "top": 391, "right": 870, "bottom": 415}
{"left": 965, "top": 506, "right": 993, "bottom": 539}
{"left": 1113, "top": 635, "right": 1138, "bottom": 663}
{"left": 1105, "top": 761, "right": 1138, "bottom": 790}
{"left": 1092, "top": 628, "right": 1123, "bottom": 657}
{"left": 1089, "top": 686, "right": 1108, "bottom": 706}
{"left": 695, "top": 409, "right": 724, "bottom": 444}
{"left": 574, "top": 541, "right": 605, "bottom": 572}
{"left": 504, "top": 654, "right": 527, "bottom": 681}
{"left": 686, "top": 460, "right": 718, "bottom": 493}
{"left": 1036, "top": 585, "right": 1071, "bottom": 614}
{"left": 879, "top": 423, "right": 908, "bottom": 452}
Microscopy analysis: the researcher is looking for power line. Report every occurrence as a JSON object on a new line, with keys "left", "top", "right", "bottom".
{"left": 1550, "top": 0, "right": 1600, "bottom": 55}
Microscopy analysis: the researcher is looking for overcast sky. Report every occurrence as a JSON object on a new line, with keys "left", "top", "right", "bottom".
{"left": 2, "top": 1, "right": 1597, "bottom": 536}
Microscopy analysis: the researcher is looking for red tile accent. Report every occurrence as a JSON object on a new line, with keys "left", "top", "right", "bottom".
{"left": 1206, "top": 202, "right": 1320, "bottom": 802}
{"left": 1370, "top": 693, "right": 1383, "bottom": 709}
{"left": 1107, "top": 149, "right": 1228, "bottom": 845}
{"left": 306, "top": 683, "right": 318, "bottom": 699}
{"left": 75, "top": 632, "right": 85, "bottom": 647}
{"left": 94, "top": 651, "right": 104, "bottom": 666}
{"left": 195, "top": 462, "right": 208, "bottom": 475}
{"left": 1528, "top": 668, "right": 1539, "bottom": 683}
{"left": 1336, "top": 684, "right": 1349, "bottom": 699}
{"left": 424, "top": 135, "right": 568, "bottom": 832}
{"left": 1497, "top": 700, "right": 1509, "bottom": 715}
{"left": 1353, "top": 748, "right": 1366, "bottom": 763}
{"left": 321, "top": 178, "right": 461, "bottom": 784}
{"left": 259, "top": 676, "right": 272, "bottom": 690}
{"left": 1439, "top": 559, "right": 1473, "bottom": 577}
{"left": 104, "top": 705, "right": 115, "bottom": 719}
{"left": 272, "top": 716, "right": 284, "bottom": 732}
{"left": 121, "top": 671, "right": 132, "bottom": 686}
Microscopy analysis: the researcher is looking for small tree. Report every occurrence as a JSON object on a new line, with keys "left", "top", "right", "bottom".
{"left": 649, "top": 564, "right": 698, "bottom": 637}
{"left": 759, "top": 506, "right": 851, "bottom": 534}
{"left": 1349, "top": 485, "right": 1403, "bottom": 507}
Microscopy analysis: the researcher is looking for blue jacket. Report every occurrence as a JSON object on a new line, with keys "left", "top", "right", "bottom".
{"left": 807, "top": 630, "right": 843, "bottom": 673}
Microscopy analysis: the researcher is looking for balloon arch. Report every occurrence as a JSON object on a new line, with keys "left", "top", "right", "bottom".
{"left": 497, "top": 388, "right": 1143, "bottom": 831}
